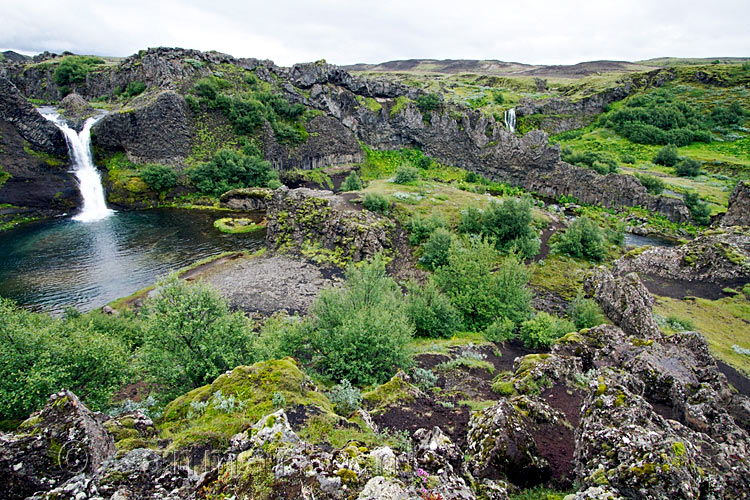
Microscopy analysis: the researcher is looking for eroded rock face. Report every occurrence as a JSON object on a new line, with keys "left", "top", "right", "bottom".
{"left": 265, "top": 186, "right": 394, "bottom": 263}
{"left": 723, "top": 180, "right": 750, "bottom": 227}
{"left": 584, "top": 269, "right": 662, "bottom": 339}
{"left": 92, "top": 90, "right": 193, "bottom": 166}
{"left": 613, "top": 226, "right": 750, "bottom": 285}
{"left": 219, "top": 187, "right": 273, "bottom": 210}
{"left": 0, "top": 76, "right": 79, "bottom": 213}
{"left": 0, "top": 390, "right": 115, "bottom": 500}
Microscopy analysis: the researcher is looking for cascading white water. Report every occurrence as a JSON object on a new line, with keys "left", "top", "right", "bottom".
{"left": 504, "top": 107, "right": 516, "bottom": 134}
{"left": 40, "top": 110, "right": 113, "bottom": 222}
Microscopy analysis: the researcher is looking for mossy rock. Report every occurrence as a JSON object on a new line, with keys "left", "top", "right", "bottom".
{"left": 159, "top": 358, "right": 335, "bottom": 453}
{"left": 362, "top": 373, "right": 419, "bottom": 414}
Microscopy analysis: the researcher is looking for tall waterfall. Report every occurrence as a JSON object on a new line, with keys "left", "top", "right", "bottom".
{"left": 504, "top": 107, "right": 516, "bottom": 134}
{"left": 40, "top": 110, "right": 113, "bottom": 222}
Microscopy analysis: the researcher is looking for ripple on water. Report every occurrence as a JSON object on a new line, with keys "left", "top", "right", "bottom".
{"left": 0, "top": 209, "right": 265, "bottom": 315}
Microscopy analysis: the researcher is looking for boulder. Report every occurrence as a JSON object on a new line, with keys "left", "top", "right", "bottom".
{"left": 0, "top": 390, "right": 115, "bottom": 500}
{"left": 584, "top": 269, "right": 662, "bottom": 339}
{"left": 58, "top": 93, "right": 96, "bottom": 130}
{"left": 722, "top": 180, "right": 750, "bottom": 227}
{"left": 219, "top": 187, "right": 273, "bottom": 210}
{"left": 466, "top": 399, "right": 549, "bottom": 485}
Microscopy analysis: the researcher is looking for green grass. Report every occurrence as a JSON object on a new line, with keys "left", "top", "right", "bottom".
{"left": 408, "top": 331, "right": 490, "bottom": 356}
{"left": 213, "top": 217, "right": 265, "bottom": 234}
{"left": 653, "top": 294, "right": 750, "bottom": 376}
{"left": 530, "top": 256, "right": 592, "bottom": 300}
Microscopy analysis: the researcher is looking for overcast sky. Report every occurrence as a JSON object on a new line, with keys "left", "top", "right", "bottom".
{"left": 2, "top": 0, "right": 748, "bottom": 66}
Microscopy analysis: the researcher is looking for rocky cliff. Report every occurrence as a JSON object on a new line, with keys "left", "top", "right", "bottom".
{"left": 722, "top": 180, "right": 750, "bottom": 227}
{"left": 3, "top": 49, "right": 691, "bottom": 223}
{"left": 0, "top": 76, "right": 79, "bottom": 214}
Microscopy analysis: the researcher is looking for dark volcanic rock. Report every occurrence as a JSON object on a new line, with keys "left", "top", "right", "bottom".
{"left": 58, "top": 93, "right": 96, "bottom": 130}
{"left": 92, "top": 90, "right": 193, "bottom": 165}
{"left": 0, "top": 76, "right": 79, "bottom": 212}
{"left": 584, "top": 269, "right": 662, "bottom": 339}
{"left": 0, "top": 391, "right": 114, "bottom": 500}
{"left": 613, "top": 226, "right": 750, "bottom": 284}
{"left": 722, "top": 180, "right": 750, "bottom": 227}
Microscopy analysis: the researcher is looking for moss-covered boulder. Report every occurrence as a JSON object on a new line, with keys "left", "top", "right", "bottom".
{"left": 362, "top": 371, "right": 422, "bottom": 415}
{"left": 159, "top": 358, "right": 334, "bottom": 456}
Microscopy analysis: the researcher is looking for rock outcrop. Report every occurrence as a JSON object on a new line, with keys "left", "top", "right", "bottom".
{"left": 0, "top": 77, "right": 79, "bottom": 213}
{"left": 92, "top": 90, "right": 193, "bottom": 166}
{"left": 722, "top": 180, "right": 750, "bottom": 227}
{"left": 613, "top": 226, "right": 750, "bottom": 285}
{"left": 0, "top": 391, "right": 114, "bottom": 500}
{"left": 266, "top": 186, "right": 394, "bottom": 264}
{"left": 57, "top": 93, "right": 96, "bottom": 130}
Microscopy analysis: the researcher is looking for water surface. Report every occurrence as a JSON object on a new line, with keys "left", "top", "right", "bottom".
{"left": 0, "top": 209, "right": 264, "bottom": 315}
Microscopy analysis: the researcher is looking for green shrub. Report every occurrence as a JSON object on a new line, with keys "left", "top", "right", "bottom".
{"left": 653, "top": 144, "right": 680, "bottom": 167}
{"left": 0, "top": 298, "right": 130, "bottom": 419}
{"left": 415, "top": 93, "right": 441, "bottom": 113}
{"left": 419, "top": 227, "right": 453, "bottom": 270}
{"left": 561, "top": 148, "right": 619, "bottom": 174}
{"left": 551, "top": 217, "right": 606, "bottom": 261}
{"left": 492, "top": 91, "right": 505, "bottom": 104}
{"left": 189, "top": 149, "right": 274, "bottom": 197}
{"left": 620, "top": 152, "right": 637, "bottom": 164}
{"left": 393, "top": 164, "right": 420, "bottom": 184}
{"left": 406, "top": 213, "right": 446, "bottom": 245}
{"left": 519, "top": 312, "right": 575, "bottom": 349}
{"left": 138, "top": 274, "right": 254, "bottom": 397}
{"left": 433, "top": 238, "right": 531, "bottom": 331}
{"left": 363, "top": 193, "right": 390, "bottom": 214}
{"left": 459, "top": 198, "right": 540, "bottom": 259}
{"left": 340, "top": 171, "right": 363, "bottom": 191}
{"left": 52, "top": 56, "right": 105, "bottom": 90}
{"left": 569, "top": 291, "right": 605, "bottom": 329}
{"left": 675, "top": 157, "right": 702, "bottom": 177}
{"left": 252, "top": 314, "right": 307, "bottom": 362}
{"left": 327, "top": 379, "right": 362, "bottom": 416}
{"left": 709, "top": 102, "right": 745, "bottom": 127}
{"left": 684, "top": 191, "right": 711, "bottom": 225}
{"left": 635, "top": 173, "right": 665, "bottom": 195}
{"left": 485, "top": 317, "right": 516, "bottom": 343}
{"left": 307, "top": 255, "right": 413, "bottom": 385}
{"left": 405, "top": 280, "right": 462, "bottom": 338}
{"left": 125, "top": 81, "right": 146, "bottom": 97}
{"left": 140, "top": 164, "right": 178, "bottom": 193}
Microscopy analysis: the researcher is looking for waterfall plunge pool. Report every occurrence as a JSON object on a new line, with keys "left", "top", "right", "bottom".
{"left": 0, "top": 209, "right": 265, "bottom": 315}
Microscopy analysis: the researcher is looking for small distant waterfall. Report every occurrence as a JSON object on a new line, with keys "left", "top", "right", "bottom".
{"left": 40, "top": 110, "right": 113, "bottom": 222}
{"left": 504, "top": 108, "right": 516, "bottom": 133}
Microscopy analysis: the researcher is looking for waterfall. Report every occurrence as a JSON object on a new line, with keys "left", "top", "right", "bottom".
{"left": 40, "top": 109, "right": 113, "bottom": 222}
{"left": 504, "top": 107, "right": 516, "bottom": 134}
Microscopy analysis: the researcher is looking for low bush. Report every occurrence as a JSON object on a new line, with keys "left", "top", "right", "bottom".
{"left": 190, "top": 149, "right": 274, "bottom": 197}
{"left": 684, "top": 191, "right": 711, "bottom": 225}
{"left": 406, "top": 213, "right": 446, "bottom": 245}
{"left": 393, "top": 164, "right": 420, "bottom": 184}
{"left": 0, "top": 298, "right": 131, "bottom": 419}
{"left": 138, "top": 274, "right": 254, "bottom": 398}
{"left": 363, "top": 192, "right": 390, "bottom": 214}
{"left": 433, "top": 238, "right": 532, "bottom": 331}
{"left": 561, "top": 148, "right": 619, "bottom": 174}
{"left": 458, "top": 198, "right": 540, "bottom": 259}
{"left": 653, "top": 144, "right": 680, "bottom": 167}
{"left": 675, "top": 157, "right": 702, "bottom": 177}
{"left": 307, "top": 255, "right": 413, "bottom": 385}
{"left": 140, "top": 164, "right": 178, "bottom": 193}
{"left": 125, "top": 81, "right": 146, "bottom": 97}
{"left": 569, "top": 291, "right": 605, "bottom": 329}
{"left": 519, "top": 312, "right": 575, "bottom": 349}
{"left": 551, "top": 217, "right": 606, "bottom": 261}
{"left": 485, "top": 317, "right": 516, "bottom": 343}
{"left": 405, "top": 280, "right": 462, "bottom": 338}
{"left": 419, "top": 227, "right": 453, "bottom": 270}
{"left": 52, "top": 55, "right": 105, "bottom": 90}
{"left": 340, "top": 171, "right": 363, "bottom": 191}
{"left": 635, "top": 172, "right": 665, "bottom": 195}
{"left": 415, "top": 93, "right": 441, "bottom": 113}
